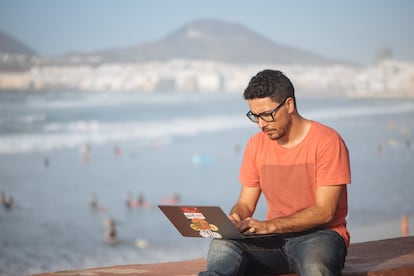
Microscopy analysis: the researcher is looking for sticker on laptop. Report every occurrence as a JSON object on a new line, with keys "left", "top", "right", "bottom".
{"left": 180, "top": 207, "right": 206, "bottom": 219}
{"left": 190, "top": 218, "right": 222, "bottom": 238}
{"left": 180, "top": 207, "right": 222, "bottom": 238}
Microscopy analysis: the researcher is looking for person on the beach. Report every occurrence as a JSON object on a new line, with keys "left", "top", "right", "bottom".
{"left": 126, "top": 191, "right": 133, "bottom": 208}
{"left": 3, "top": 195, "right": 13, "bottom": 210}
{"left": 137, "top": 192, "right": 145, "bottom": 207}
{"left": 0, "top": 191, "right": 5, "bottom": 204}
{"left": 90, "top": 193, "right": 98, "bottom": 209}
{"left": 104, "top": 218, "right": 117, "bottom": 245}
{"left": 199, "top": 70, "right": 351, "bottom": 276}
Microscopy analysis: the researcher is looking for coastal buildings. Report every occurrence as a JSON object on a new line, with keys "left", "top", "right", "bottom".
{"left": 0, "top": 56, "right": 413, "bottom": 97}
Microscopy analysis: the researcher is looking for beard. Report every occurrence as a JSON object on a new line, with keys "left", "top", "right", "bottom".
{"left": 262, "top": 126, "right": 285, "bottom": 140}
{"left": 262, "top": 119, "right": 291, "bottom": 141}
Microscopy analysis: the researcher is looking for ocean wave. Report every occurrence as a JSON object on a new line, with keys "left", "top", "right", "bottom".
{"left": 302, "top": 101, "right": 414, "bottom": 120}
{"left": 18, "top": 92, "right": 211, "bottom": 109}
{"left": 1, "top": 102, "right": 414, "bottom": 155}
{"left": 0, "top": 115, "right": 248, "bottom": 154}
{"left": 0, "top": 113, "right": 46, "bottom": 124}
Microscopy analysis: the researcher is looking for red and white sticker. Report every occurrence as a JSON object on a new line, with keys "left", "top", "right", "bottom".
{"left": 180, "top": 206, "right": 206, "bottom": 219}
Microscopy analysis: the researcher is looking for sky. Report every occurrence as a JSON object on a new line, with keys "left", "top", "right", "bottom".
{"left": 0, "top": 0, "right": 413, "bottom": 65}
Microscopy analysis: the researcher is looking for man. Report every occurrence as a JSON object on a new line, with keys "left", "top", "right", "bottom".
{"left": 199, "top": 70, "right": 350, "bottom": 276}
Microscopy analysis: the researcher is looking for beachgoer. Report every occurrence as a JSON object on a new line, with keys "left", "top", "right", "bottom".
{"left": 3, "top": 194, "right": 13, "bottom": 210}
{"left": 90, "top": 193, "right": 98, "bottom": 209}
{"left": 81, "top": 143, "right": 91, "bottom": 164}
{"left": 377, "top": 143, "right": 383, "bottom": 155}
{"left": 199, "top": 70, "right": 351, "bottom": 276}
{"left": 172, "top": 192, "right": 181, "bottom": 204}
{"left": 104, "top": 218, "right": 117, "bottom": 245}
{"left": 126, "top": 191, "right": 133, "bottom": 208}
{"left": 43, "top": 157, "right": 49, "bottom": 167}
{"left": 0, "top": 191, "right": 5, "bottom": 205}
{"left": 159, "top": 192, "right": 181, "bottom": 205}
{"left": 114, "top": 146, "right": 122, "bottom": 157}
{"left": 137, "top": 192, "right": 145, "bottom": 207}
{"left": 401, "top": 215, "right": 409, "bottom": 236}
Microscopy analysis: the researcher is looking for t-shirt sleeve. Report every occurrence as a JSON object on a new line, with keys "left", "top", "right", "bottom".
{"left": 316, "top": 129, "right": 351, "bottom": 186}
{"left": 239, "top": 136, "right": 261, "bottom": 187}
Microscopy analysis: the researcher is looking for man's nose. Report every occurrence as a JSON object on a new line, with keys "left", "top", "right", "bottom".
{"left": 258, "top": 117, "right": 267, "bottom": 128}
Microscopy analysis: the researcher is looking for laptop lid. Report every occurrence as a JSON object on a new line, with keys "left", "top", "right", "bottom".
{"left": 159, "top": 205, "right": 271, "bottom": 239}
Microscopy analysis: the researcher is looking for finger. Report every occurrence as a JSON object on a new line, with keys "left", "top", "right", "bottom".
{"left": 237, "top": 220, "right": 251, "bottom": 232}
{"left": 242, "top": 226, "right": 256, "bottom": 235}
{"left": 229, "top": 213, "right": 241, "bottom": 223}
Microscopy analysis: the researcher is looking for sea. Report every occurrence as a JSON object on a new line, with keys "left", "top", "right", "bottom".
{"left": 0, "top": 90, "right": 413, "bottom": 275}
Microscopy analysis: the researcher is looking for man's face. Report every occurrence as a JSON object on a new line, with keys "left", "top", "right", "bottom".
{"left": 247, "top": 97, "right": 290, "bottom": 140}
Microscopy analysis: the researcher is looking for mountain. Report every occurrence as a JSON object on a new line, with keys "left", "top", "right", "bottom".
{"left": 75, "top": 18, "right": 347, "bottom": 65}
{"left": 1, "top": 19, "right": 350, "bottom": 65}
{"left": 0, "top": 30, "right": 37, "bottom": 56}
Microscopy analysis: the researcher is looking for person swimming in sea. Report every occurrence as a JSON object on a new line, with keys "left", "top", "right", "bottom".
{"left": 104, "top": 218, "right": 117, "bottom": 245}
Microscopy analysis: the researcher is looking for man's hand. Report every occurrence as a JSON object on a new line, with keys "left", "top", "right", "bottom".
{"left": 234, "top": 217, "right": 270, "bottom": 235}
{"left": 229, "top": 213, "right": 255, "bottom": 233}
{"left": 228, "top": 213, "right": 241, "bottom": 224}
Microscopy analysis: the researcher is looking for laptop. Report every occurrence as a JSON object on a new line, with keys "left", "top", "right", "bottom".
{"left": 159, "top": 205, "right": 276, "bottom": 239}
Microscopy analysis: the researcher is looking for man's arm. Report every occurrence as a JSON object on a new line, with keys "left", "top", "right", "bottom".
{"left": 229, "top": 185, "right": 261, "bottom": 225}
{"left": 240, "top": 185, "right": 344, "bottom": 234}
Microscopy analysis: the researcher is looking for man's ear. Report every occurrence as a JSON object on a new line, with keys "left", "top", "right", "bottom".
{"left": 287, "top": 97, "right": 296, "bottom": 113}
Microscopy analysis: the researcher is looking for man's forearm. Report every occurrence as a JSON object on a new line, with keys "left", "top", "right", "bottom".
{"left": 230, "top": 203, "right": 255, "bottom": 220}
{"left": 267, "top": 204, "right": 334, "bottom": 234}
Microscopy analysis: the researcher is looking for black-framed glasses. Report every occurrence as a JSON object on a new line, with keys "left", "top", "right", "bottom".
{"left": 246, "top": 97, "right": 289, "bottom": 123}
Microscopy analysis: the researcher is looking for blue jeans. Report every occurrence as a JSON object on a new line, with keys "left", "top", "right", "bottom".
{"left": 199, "top": 229, "right": 347, "bottom": 276}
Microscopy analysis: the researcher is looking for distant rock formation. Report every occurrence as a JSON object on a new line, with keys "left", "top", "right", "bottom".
{"left": 0, "top": 30, "right": 36, "bottom": 56}
{"left": 90, "top": 18, "right": 343, "bottom": 65}
{"left": 1, "top": 18, "right": 353, "bottom": 67}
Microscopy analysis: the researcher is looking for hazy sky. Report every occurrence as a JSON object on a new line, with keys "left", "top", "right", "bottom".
{"left": 0, "top": 0, "right": 413, "bottom": 65}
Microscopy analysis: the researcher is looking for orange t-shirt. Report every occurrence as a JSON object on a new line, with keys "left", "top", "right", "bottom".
{"left": 239, "top": 121, "right": 351, "bottom": 246}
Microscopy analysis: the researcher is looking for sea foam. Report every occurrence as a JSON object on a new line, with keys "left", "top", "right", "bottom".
{"left": 1, "top": 102, "right": 413, "bottom": 155}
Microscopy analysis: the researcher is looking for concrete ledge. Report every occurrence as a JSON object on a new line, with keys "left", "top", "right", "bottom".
{"left": 34, "top": 236, "right": 414, "bottom": 276}
{"left": 341, "top": 236, "right": 414, "bottom": 275}
{"left": 34, "top": 259, "right": 206, "bottom": 276}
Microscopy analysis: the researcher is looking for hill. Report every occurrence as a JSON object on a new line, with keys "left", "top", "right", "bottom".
{"left": 0, "top": 30, "right": 36, "bottom": 56}
{"left": 71, "top": 18, "right": 348, "bottom": 65}
{"left": 1, "top": 19, "right": 352, "bottom": 66}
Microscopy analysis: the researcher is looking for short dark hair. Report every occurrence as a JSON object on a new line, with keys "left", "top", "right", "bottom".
{"left": 243, "top": 69, "right": 295, "bottom": 103}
